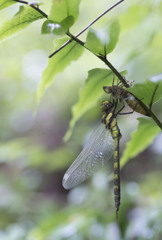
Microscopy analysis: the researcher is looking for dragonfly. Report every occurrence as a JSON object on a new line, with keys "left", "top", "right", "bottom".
{"left": 103, "top": 84, "right": 150, "bottom": 116}
{"left": 103, "top": 79, "right": 160, "bottom": 118}
{"left": 63, "top": 99, "right": 125, "bottom": 218}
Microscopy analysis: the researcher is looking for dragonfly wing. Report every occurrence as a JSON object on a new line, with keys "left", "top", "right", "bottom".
{"left": 62, "top": 123, "right": 114, "bottom": 189}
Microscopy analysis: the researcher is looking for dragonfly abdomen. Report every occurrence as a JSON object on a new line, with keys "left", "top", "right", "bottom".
{"left": 126, "top": 97, "right": 149, "bottom": 116}
{"left": 105, "top": 114, "right": 121, "bottom": 217}
{"left": 120, "top": 88, "right": 149, "bottom": 116}
{"left": 111, "top": 123, "right": 121, "bottom": 217}
{"left": 113, "top": 137, "right": 120, "bottom": 216}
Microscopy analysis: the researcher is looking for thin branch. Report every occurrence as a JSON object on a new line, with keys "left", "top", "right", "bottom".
{"left": 100, "top": 56, "right": 130, "bottom": 88}
{"left": 13, "top": 0, "right": 48, "bottom": 18}
{"left": 49, "top": 0, "right": 125, "bottom": 58}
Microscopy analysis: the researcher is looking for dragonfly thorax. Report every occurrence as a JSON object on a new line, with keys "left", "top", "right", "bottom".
{"left": 101, "top": 100, "right": 115, "bottom": 126}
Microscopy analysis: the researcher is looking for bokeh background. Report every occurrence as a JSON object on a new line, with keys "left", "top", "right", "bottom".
{"left": 0, "top": 0, "right": 162, "bottom": 239}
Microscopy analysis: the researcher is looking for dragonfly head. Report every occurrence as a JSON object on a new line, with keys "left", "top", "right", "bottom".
{"left": 103, "top": 86, "right": 124, "bottom": 101}
{"left": 103, "top": 86, "right": 119, "bottom": 97}
{"left": 103, "top": 86, "right": 111, "bottom": 94}
{"left": 101, "top": 100, "right": 113, "bottom": 112}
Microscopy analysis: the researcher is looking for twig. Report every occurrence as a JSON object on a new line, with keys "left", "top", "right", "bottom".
{"left": 13, "top": 0, "right": 48, "bottom": 18}
{"left": 49, "top": 0, "right": 125, "bottom": 58}
{"left": 100, "top": 56, "right": 130, "bottom": 88}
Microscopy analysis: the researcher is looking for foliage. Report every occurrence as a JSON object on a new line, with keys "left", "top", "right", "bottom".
{"left": 49, "top": 0, "right": 81, "bottom": 24}
{"left": 128, "top": 79, "right": 162, "bottom": 105}
{"left": 85, "top": 19, "right": 120, "bottom": 56}
{"left": 0, "top": 0, "right": 162, "bottom": 239}
{"left": 38, "top": 37, "right": 84, "bottom": 101}
{"left": 121, "top": 118, "right": 161, "bottom": 167}
{"left": 0, "top": 5, "right": 44, "bottom": 42}
{"left": 64, "top": 69, "right": 113, "bottom": 141}
{"left": 0, "top": 0, "right": 16, "bottom": 10}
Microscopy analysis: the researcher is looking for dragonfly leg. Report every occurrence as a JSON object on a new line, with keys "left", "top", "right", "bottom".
{"left": 116, "top": 100, "right": 134, "bottom": 115}
{"left": 118, "top": 111, "right": 134, "bottom": 115}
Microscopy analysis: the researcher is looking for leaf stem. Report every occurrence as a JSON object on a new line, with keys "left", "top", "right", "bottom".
{"left": 99, "top": 55, "right": 130, "bottom": 88}
{"left": 13, "top": 0, "right": 48, "bottom": 18}
{"left": 49, "top": 0, "right": 125, "bottom": 58}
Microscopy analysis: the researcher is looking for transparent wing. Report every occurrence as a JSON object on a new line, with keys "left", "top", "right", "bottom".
{"left": 62, "top": 123, "right": 114, "bottom": 189}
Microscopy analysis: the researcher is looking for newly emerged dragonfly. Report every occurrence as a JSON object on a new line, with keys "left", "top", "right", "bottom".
{"left": 63, "top": 99, "right": 123, "bottom": 217}
{"left": 103, "top": 72, "right": 161, "bottom": 119}
{"left": 103, "top": 84, "right": 150, "bottom": 116}
{"left": 103, "top": 79, "right": 160, "bottom": 117}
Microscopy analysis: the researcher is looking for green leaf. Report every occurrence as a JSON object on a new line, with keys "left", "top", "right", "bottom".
{"left": 41, "top": 16, "right": 74, "bottom": 35}
{"left": 49, "top": 0, "right": 81, "bottom": 29}
{"left": 37, "top": 37, "right": 84, "bottom": 101}
{"left": 64, "top": 69, "right": 126, "bottom": 141}
{"left": 106, "top": 20, "right": 120, "bottom": 54}
{"left": 85, "top": 20, "right": 120, "bottom": 56}
{"left": 0, "top": 5, "right": 44, "bottom": 43}
{"left": 128, "top": 79, "right": 162, "bottom": 105}
{"left": 61, "top": 15, "right": 74, "bottom": 31}
{"left": 41, "top": 20, "right": 64, "bottom": 35}
{"left": 85, "top": 29, "right": 104, "bottom": 55}
{"left": 0, "top": 0, "right": 16, "bottom": 10}
{"left": 121, "top": 118, "right": 161, "bottom": 167}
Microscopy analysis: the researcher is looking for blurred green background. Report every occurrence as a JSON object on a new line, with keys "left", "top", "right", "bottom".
{"left": 0, "top": 0, "right": 162, "bottom": 239}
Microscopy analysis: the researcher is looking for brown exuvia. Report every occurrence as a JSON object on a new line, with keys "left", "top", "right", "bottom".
{"left": 103, "top": 86, "right": 150, "bottom": 116}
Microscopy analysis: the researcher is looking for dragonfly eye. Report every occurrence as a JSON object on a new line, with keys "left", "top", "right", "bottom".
{"left": 103, "top": 86, "right": 111, "bottom": 93}
{"left": 103, "top": 86, "right": 117, "bottom": 97}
